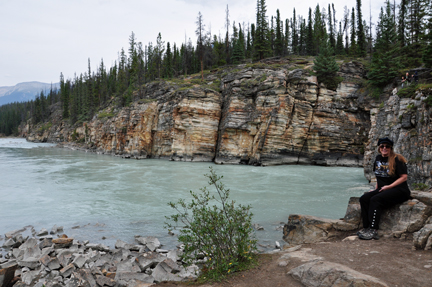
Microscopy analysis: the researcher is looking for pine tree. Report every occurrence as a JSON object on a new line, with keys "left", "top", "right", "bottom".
{"left": 291, "top": 9, "right": 298, "bottom": 54}
{"left": 356, "top": 0, "right": 366, "bottom": 56}
{"left": 306, "top": 8, "right": 314, "bottom": 55}
{"left": 313, "top": 42, "right": 340, "bottom": 90}
{"left": 328, "top": 4, "right": 335, "bottom": 49}
{"left": 274, "top": 9, "right": 284, "bottom": 56}
{"left": 284, "top": 19, "right": 290, "bottom": 55}
{"left": 398, "top": 0, "right": 408, "bottom": 47}
{"left": 232, "top": 24, "right": 245, "bottom": 64}
{"left": 367, "top": 1, "right": 399, "bottom": 87}
{"left": 254, "top": 0, "right": 271, "bottom": 60}
{"left": 60, "top": 73, "right": 69, "bottom": 119}
{"left": 350, "top": 8, "right": 357, "bottom": 55}
{"left": 164, "top": 42, "right": 173, "bottom": 78}
{"left": 196, "top": 12, "right": 205, "bottom": 81}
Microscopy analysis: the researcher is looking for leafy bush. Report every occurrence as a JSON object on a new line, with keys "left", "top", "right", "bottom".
{"left": 165, "top": 167, "right": 257, "bottom": 281}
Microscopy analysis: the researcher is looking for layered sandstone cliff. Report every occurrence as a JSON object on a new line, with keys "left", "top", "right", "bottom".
{"left": 24, "top": 60, "right": 371, "bottom": 168}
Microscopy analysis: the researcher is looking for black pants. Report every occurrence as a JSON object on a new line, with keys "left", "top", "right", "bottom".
{"left": 359, "top": 188, "right": 410, "bottom": 230}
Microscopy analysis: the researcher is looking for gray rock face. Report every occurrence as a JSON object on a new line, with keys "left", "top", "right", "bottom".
{"left": 289, "top": 260, "right": 389, "bottom": 287}
{"left": 364, "top": 88, "right": 432, "bottom": 186}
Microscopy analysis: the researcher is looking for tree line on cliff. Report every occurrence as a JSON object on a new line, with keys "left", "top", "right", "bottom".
{"left": 1, "top": 0, "right": 431, "bottom": 137}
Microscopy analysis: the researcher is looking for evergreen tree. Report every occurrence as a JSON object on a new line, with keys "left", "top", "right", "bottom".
{"left": 356, "top": 0, "right": 366, "bottom": 56}
{"left": 274, "top": 9, "right": 284, "bottom": 56}
{"left": 350, "top": 8, "right": 357, "bottom": 55}
{"left": 368, "top": 1, "right": 399, "bottom": 87}
{"left": 196, "top": 12, "right": 205, "bottom": 80}
{"left": 254, "top": 0, "right": 271, "bottom": 60}
{"left": 291, "top": 9, "right": 298, "bottom": 54}
{"left": 284, "top": 19, "right": 290, "bottom": 55}
{"left": 164, "top": 42, "right": 173, "bottom": 78}
{"left": 336, "top": 22, "right": 345, "bottom": 54}
{"left": 398, "top": 0, "right": 408, "bottom": 47}
{"left": 306, "top": 8, "right": 314, "bottom": 55}
{"left": 313, "top": 42, "right": 340, "bottom": 90}
{"left": 60, "top": 73, "right": 69, "bottom": 119}
{"left": 313, "top": 4, "right": 327, "bottom": 55}
{"left": 328, "top": 4, "right": 335, "bottom": 49}
{"left": 232, "top": 24, "right": 245, "bottom": 64}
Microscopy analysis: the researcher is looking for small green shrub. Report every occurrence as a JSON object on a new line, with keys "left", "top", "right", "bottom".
{"left": 411, "top": 183, "right": 429, "bottom": 191}
{"left": 398, "top": 84, "right": 419, "bottom": 98}
{"left": 97, "top": 111, "right": 115, "bottom": 119}
{"left": 165, "top": 167, "right": 257, "bottom": 281}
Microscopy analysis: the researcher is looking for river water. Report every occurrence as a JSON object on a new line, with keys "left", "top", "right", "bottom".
{"left": 0, "top": 138, "right": 369, "bottom": 251}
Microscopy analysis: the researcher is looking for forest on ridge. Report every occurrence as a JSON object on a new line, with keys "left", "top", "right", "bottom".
{"left": 1, "top": 0, "right": 431, "bottom": 136}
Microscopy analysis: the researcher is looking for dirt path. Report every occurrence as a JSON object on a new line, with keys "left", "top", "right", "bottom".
{"left": 153, "top": 233, "right": 432, "bottom": 287}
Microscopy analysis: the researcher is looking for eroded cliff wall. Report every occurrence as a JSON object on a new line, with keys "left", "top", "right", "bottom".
{"left": 364, "top": 86, "right": 432, "bottom": 186}
{"left": 24, "top": 61, "right": 370, "bottom": 167}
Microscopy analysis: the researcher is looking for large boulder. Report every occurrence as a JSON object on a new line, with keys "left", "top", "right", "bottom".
{"left": 283, "top": 195, "right": 432, "bottom": 245}
{"left": 289, "top": 260, "right": 389, "bottom": 287}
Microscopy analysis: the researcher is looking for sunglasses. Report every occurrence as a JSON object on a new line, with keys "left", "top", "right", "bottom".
{"left": 379, "top": 144, "right": 391, "bottom": 149}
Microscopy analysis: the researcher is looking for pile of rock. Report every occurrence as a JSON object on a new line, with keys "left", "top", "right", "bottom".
{"left": 0, "top": 226, "right": 198, "bottom": 287}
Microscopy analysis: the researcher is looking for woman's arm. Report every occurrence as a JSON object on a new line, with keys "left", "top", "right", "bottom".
{"left": 379, "top": 174, "right": 408, "bottom": 192}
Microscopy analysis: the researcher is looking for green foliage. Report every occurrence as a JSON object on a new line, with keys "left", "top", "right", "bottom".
{"left": 423, "top": 43, "right": 432, "bottom": 68}
{"left": 411, "top": 183, "right": 429, "bottom": 191}
{"left": 312, "top": 43, "right": 341, "bottom": 90}
{"left": 398, "top": 84, "right": 419, "bottom": 98}
{"left": 97, "top": 110, "right": 115, "bottom": 119}
{"left": 37, "top": 122, "right": 53, "bottom": 133}
{"left": 165, "top": 167, "right": 257, "bottom": 281}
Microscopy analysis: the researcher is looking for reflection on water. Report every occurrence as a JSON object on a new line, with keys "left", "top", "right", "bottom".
{"left": 0, "top": 138, "right": 368, "bottom": 251}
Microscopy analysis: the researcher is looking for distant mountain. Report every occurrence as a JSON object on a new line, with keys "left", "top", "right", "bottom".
{"left": 0, "top": 81, "right": 60, "bottom": 106}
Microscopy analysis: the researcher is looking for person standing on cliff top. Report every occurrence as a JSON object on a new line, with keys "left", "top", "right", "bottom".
{"left": 357, "top": 137, "right": 411, "bottom": 240}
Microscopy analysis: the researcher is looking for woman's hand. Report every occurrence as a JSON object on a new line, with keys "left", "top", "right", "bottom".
{"left": 379, "top": 174, "right": 408, "bottom": 192}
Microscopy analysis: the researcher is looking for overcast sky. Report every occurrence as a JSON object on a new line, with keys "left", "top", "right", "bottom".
{"left": 0, "top": 0, "right": 383, "bottom": 87}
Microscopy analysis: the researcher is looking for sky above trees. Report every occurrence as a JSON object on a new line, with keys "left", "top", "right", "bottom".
{"left": 0, "top": 0, "right": 382, "bottom": 87}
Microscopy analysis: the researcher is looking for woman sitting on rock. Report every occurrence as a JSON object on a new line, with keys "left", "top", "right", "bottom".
{"left": 358, "top": 137, "right": 411, "bottom": 240}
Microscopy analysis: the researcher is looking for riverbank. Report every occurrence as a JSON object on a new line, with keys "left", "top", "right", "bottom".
{"left": 153, "top": 232, "right": 432, "bottom": 287}
{"left": 2, "top": 226, "right": 432, "bottom": 287}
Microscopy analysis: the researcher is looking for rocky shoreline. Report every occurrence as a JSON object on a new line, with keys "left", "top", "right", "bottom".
{"left": 2, "top": 189, "right": 431, "bottom": 287}
{"left": 0, "top": 225, "right": 200, "bottom": 287}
